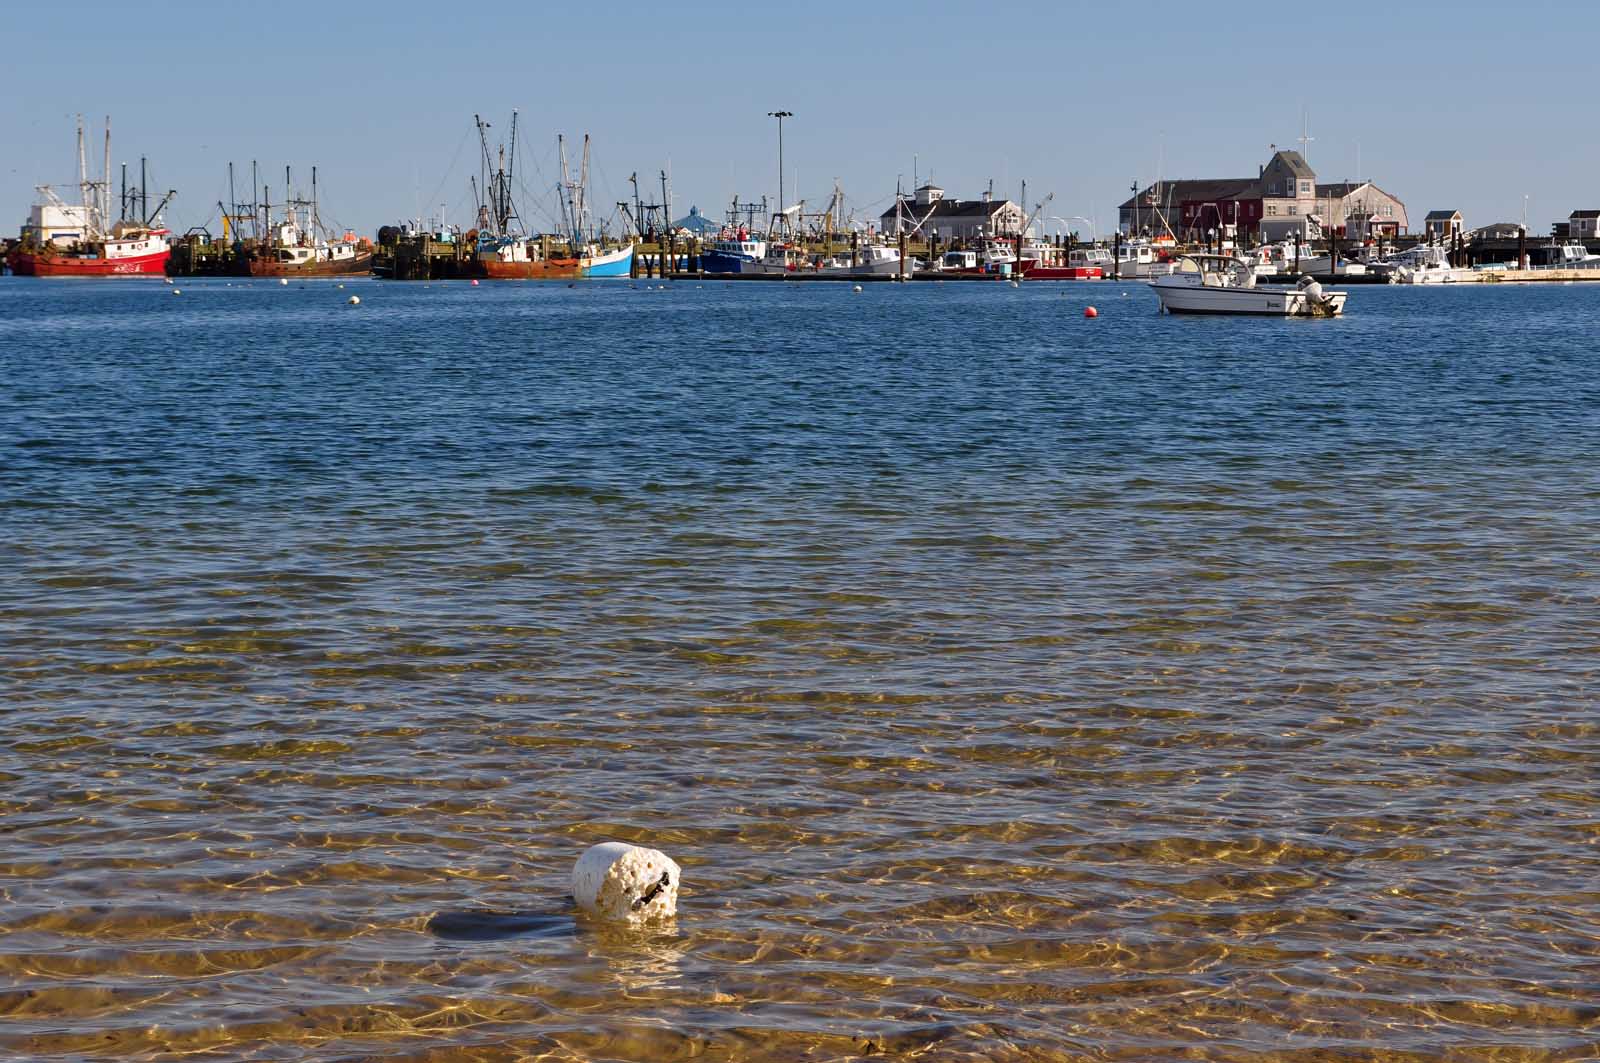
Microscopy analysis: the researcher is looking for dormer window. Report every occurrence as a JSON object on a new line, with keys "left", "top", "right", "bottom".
{"left": 1299, "top": 181, "right": 1311, "bottom": 194}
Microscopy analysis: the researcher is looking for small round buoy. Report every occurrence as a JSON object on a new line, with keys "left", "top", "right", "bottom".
{"left": 572, "top": 842, "right": 679, "bottom": 924}
{"left": 171, "top": 288, "right": 181, "bottom": 295}
{"left": 1085, "top": 306, "right": 1098, "bottom": 318}
{"left": 471, "top": 279, "right": 479, "bottom": 286}
{"left": 337, "top": 283, "right": 344, "bottom": 289}
{"left": 279, "top": 278, "right": 288, "bottom": 286}
{"left": 1010, "top": 280, "right": 1020, "bottom": 288}
{"left": 1121, "top": 291, "right": 1128, "bottom": 297}
{"left": 348, "top": 295, "right": 360, "bottom": 305}
{"left": 163, "top": 277, "right": 173, "bottom": 285}
{"left": 852, "top": 284, "right": 863, "bottom": 293}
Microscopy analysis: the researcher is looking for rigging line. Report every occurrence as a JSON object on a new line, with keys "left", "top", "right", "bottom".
{"left": 419, "top": 126, "right": 474, "bottom": 223}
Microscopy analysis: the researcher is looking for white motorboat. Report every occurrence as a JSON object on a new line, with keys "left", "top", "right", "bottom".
{"left": 807, "top": 243, "right": 904, "bottom": 277}
{"left": 1151, "top": 254, "right": 1347, "bottom": 316}
{"left": 1369, "top": 245, "right": 1461, "bottom": 284}
{"left": 1532, "top": 239, "right": 1600, "bottom": 270}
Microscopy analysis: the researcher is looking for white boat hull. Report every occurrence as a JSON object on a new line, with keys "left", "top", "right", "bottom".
{"left": 1153, "top": 281, "right": 1347, "bottom": 316}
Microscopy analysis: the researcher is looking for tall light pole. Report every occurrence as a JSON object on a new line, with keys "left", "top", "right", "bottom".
{"left": 768, "top": 110, "right": 793, "bottom": 216}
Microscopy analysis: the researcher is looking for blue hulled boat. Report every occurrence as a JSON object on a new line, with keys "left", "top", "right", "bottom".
{"left": 699, "top": 236, "right": 767, "bottom": 274}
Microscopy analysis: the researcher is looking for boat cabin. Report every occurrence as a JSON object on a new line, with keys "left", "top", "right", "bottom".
{"left": 1172, "top": 253, "right": 1258, "bottom": 287}
{"left": 938, "top": 250, "right": 978, "bottom": 271}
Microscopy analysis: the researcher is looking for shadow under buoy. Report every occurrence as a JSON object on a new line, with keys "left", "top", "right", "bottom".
{"left": 426, "top": 909, "right": 574, "bottom": 942}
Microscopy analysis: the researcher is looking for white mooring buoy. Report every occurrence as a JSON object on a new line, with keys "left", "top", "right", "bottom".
{"left": 572, "top": 842, "right": 680, "bottom": 924}
{"left": 348, "top": 295, "right": 360, "bottom": 306}
{"left": 852, "top": 284, "right": 863, "bottom": 293}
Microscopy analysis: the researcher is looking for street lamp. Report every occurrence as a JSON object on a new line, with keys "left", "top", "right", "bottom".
{"left": 768, "top": 111, "right": 793, "bottom": 216}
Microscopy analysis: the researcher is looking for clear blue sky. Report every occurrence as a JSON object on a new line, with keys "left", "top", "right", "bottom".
{"left": 2, "top": 2, "right": 1590, "bottom": 239}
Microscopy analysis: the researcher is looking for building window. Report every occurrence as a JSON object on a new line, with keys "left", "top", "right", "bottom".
{"left": 1266, "top": 204, "right": 1278, "bottom": 216}
{"left": 1300, "top": 181, "right": 1311, "bottom": 194}
{"left": 1382, "top": 206, "right": 1393, "bottom": 217}
{"left": 1289, "top": 205, "right": 1298, "bottom": 216}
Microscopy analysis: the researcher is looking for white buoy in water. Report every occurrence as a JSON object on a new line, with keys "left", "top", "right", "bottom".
{"left": 572, "top": 842, "right": 679, "bottom": 924}
{"left": 852, "top": 284, "right": 863, "bottom": 293}
{"left": 337, "top": 283, "right": 345, "bottom": 289}
{"left": 163, "top": 277, "right": 173, "bottom": 285}
{"left": 171, "top": 288, "right": 181, "bottom": 295}
{"left": 279, "top": 278, "right": 288, "bottom": 286}
{"left": 348, "top": 295, "right": 360, "bottom": 305}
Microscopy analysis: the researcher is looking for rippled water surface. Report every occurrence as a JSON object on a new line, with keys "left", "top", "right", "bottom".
{"left": 2, "top": 276, "right": 1597, "bottom": 1061}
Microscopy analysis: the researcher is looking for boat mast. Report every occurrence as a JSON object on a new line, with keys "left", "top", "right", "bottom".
{"left": 505, "top": 109, "right": 519, "bottom": 236}
{"left": 76, "top": 115, "right": 92, "bottom": 240}
{"left": 102, "top": 117, "right": 111, "bottom": 236}
{"left": 474, "top": 114, "right": 491, "bottom": 235}
{"left": 579, "top": 135, "right": 591, "bottom": 242}
{"left": 312, "top": 165, "right": 319, "bottom": 239}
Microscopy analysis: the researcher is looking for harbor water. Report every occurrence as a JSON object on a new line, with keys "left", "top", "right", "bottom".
{"left": 2, "top": 277, "right": 1596, "bottom": 1061}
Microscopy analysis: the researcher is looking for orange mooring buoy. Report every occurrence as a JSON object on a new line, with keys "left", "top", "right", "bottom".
{"left": 1084, "top": 306, "right": 1098, "bottom": 318}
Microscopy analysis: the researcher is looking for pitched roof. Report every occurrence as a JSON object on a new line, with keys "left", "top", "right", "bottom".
{"left": 1118, "top": 178, "right": 1257, "bottom": 210}
{"left": 878, "top": 197, "right": 1016, "bottom": 221}
{"left": 1316, "top": 182, "right": 1370, "bottom": 197}
{"left": 1569, "top": 209, "right": 1600, "bottom": 219}
{"left": 1424, "top": 209, "right": 1462, "bottom": 219}
{"left": 1269, "top": 150, "right": 1315, "bottom": 179}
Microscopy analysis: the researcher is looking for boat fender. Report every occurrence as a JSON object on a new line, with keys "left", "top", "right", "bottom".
{"left": 572, "top": 842, "right": 680, "bottom": 924}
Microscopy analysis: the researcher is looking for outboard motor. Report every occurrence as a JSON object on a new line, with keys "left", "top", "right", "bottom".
{"left": 1296, "top": 274, "right": 1337, "bottom": 317}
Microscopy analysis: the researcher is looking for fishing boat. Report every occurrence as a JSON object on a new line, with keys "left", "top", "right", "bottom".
{"left": 701, "top": 232, "right": 768, "bottom": 273}
{"left": 580, "top": 243, "right": 635, "bottom": 277}
{"left": 468, "top": 112, "right": 580, "bottom": 280}
{"left": 5, "top": 116, "right": 172, "bottom": 277}
{"left": 1017, "top": 241, "right": 1103, "bottom": 280}
{"left": 1151, "top": 254, "right": 1346, "bottom": 316}
{"left": 931, "top": 239, "right": 1018, "bottom": 275}
{"left": 556, "top": 133, "right": 635, "bottom": 279}
{"left": 240, "top": 165, "right": 371, "bottom": 277}
{"left": 805, "top": 242, "right": 903, "bottom": 277}
{"left": 479, "top": 236, "right": 579, "bottom": 279}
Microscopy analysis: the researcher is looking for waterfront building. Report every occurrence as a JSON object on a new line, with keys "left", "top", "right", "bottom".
{"left": 879, "top": 183, "right": 1025, "bottom": 241}
{"left": 1424, "top": 210, "right": 1464, "bottom": 239}
{"left": 1119, "top": 149, "right": 1407, "bottom": 243}
{"left": 1315, "top": 182, "right": 1407, "bottom": 241}
{"left": 1567, "top": 209, "right": 1600, "bottom": 239}
{"left": 1469, "top": 221, "right": 1525, "bottom": 241}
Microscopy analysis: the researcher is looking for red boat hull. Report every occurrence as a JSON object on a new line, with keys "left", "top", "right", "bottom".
{"left": 6, "top": 246, "right": 170, "bottom": 276}
{"left": 1018, "top": 263, "right": 1104, "bottom": 280}
{"left": 480, "top": 257, "right": 580, "bottom": 279}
